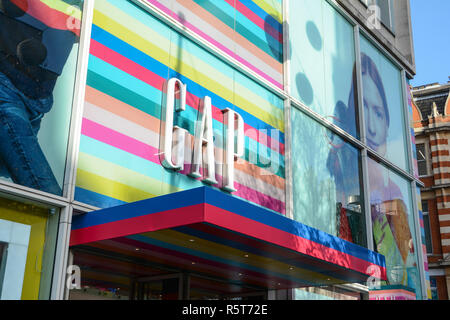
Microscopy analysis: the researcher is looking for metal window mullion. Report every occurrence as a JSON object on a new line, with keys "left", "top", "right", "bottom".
{"left": 50, "top": 205, "right": 73, "bottom": 300}
{"left": 63, "top": 0, "right": 95, "bottom": 203}
{"left": 354, "top": 26, "right": 374, "bottom": 252}
{"left": 401, "top": 70, "right": 428, "bottom": 300}
{"left": 409, "top": 180, "right": 428, "bottom": 300}
{"left": 283, "top": 0, "right": 293, "bottom": 221}
{"left": 284, "top": 99, "right": 293, "bottom": 221}
{"left": 290, "top": 98, "right": 366, "bottom": 151}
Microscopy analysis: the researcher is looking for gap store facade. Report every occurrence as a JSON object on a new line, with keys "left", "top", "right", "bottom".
{"left": 0, "top": 0, "right": 432, "bottom": 300}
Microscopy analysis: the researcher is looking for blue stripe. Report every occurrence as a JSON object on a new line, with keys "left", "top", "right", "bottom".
{"left": 173, "top": 225, "right": 367, "bottom": 283}
{"left": 91, "top": 24, "right": 285, "bottom": 143}
{"left": 203, "top": 187, "right": 385, "bottom": 266}
{"left": 71, "top": 187, "right": 206, "bottom": 230}
{"left": 74, "top": 187, "right": 126, "bottom": 209}
{"left": 239, "top": 0, "right": 282, "bottom": 32}
{"left": 72, "top": 186, "right": 384, "bottom": 267}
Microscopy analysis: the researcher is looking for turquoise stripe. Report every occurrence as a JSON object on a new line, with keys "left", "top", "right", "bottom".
{"left": 234, "top": 71, "right": 284, "bottom": 111}
{"left": 88, "top": 55, "right": 163, "bottom": 106}
{"left": 79, "top": 135, "right": 203, "bottom": 190}
{"left": 192, "top": 0, "right": 235, "bottom": 30}
{"left": 169, "top": 31, "right": 236, "bottom": 81}
{"left": 234, "top": 3, "right": 282, "bottom": 44}
{"left": 91, "top": 23, "right": 286, "bottom": 142}
{"left": 88, "top": 56, "right": 285, "bottom": 169}
{"left": 173, "top": 110, "right": 285, "bottom": 169}
{"left": 192, "top": 0, "right": 281, "bottom": 61}
{"left": 105, "top": 0, "right": 173, "bottom": 39}
{"left": 87, "top": 70, "right": 162, "bottom": 119}
{"left": 79, "top": 136, "right": 285, "bottom": 207}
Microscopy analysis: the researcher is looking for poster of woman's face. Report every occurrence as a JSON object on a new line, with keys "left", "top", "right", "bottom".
{"left": 360, "top": 36, "right": 409, "bottom": 171}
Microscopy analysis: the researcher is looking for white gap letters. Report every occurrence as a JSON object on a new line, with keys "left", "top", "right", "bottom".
{"left": 160, "top": 78, "right": 244, "bottom": 192}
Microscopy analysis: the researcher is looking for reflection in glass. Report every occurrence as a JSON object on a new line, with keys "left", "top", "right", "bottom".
{"left": 289, "top": 0, "right": 358, "bottom": 138}
{"left": 360, "top": 36, "right": 408, "bottom": 170}
{"left": 291, "top": 108, "right": 366, "bottom": 246}
{"left": 0, "top": 0, "right": 82, "bottom": 195}
{"left": 368, "top": 158, "right": 421, "bottom": 296}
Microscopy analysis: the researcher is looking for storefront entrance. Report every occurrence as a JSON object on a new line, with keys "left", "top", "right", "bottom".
{"left": 68, "top": 246, "right": 268, "bottom": 300}
{"left": 68, "top": 187, "right": 386, "bottom": 300}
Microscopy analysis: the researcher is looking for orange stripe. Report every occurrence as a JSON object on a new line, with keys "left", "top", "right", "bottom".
{"left": 178, "top": 0, "right": 282, "bottom": 74}
{"left": 84, "top": 86, "right": 285, "bottom": 190}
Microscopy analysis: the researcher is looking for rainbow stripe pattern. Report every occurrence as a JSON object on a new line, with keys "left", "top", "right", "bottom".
{"left": 145, "top": 0, "right": 284, "bottom": 89}
{"left": 11, "top": 0, "right": 82, "bottom": 36}
{"left": 71, "top": 187, "right": 387, "bottom": 288}
{"left": 75, "top": 0, "right": 286, "bottom": 214}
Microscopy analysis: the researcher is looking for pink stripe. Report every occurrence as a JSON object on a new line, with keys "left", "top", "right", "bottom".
{"left": 90, "top": 39, "right": 285, "bottom": 155}
{"left": 81, "top": 118, "right": 160, "bottom": 164}
{"left": 206, "top": 204, "right": 387, "bottom": 278}
{"left": 180, "top": 164, "right": 285, "bottom": 214}
{"left": 145, "top": 0, "right": 283, "bottom": 89}
{"left": 81, "top": 119, "right": 285, "bottom": 213}
{"left": 227, "top": 0, "right": 282, "bottom": 42}
{"left": 70, "top": 204, "right": 205, "bottom": 246}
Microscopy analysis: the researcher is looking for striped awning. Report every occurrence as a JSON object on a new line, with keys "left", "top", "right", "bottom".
{"left": 70, "top": 187, "right": 386, "bottom": 290}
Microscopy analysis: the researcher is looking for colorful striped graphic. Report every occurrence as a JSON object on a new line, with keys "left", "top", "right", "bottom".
{"left": 75, "top": 0, "right": 286, "bottom": 214}
{"left": 71, "top": 187, "right": 387, "bottom": 289}
{"left": 11, "top": 0, "right": 82, "bottom": 36}
{"left": 145, "top": 0, "right": 284, "bottom": 89}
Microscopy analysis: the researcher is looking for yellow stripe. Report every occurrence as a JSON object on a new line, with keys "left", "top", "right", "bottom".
{"left": 77, "top": 152, "right": 182, "bottom": 197}
{"left": 0, "top": 199, "right": 48, "bottom": 300}
{"left": 93, "top": 9, "right": 171, "bottom": 66}
{"left": 252, "top": 0, "right": 283, "bottom": 23}
{"left": 168, "top": 52, "right": 284, "bottom": 131}
{"left": 94, "top": 1, "right": 284, "bottom": 132}
{"left": 76, "top": 169, "right": 155, "bottom": 203}
{"left": 143, "top": 229, "right": 340, "bottom": 284}
{"left": 41, "top": 0, "right": 82, "bottom": 19}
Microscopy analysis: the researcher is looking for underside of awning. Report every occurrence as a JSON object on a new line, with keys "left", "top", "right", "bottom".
{"left": 70, "top": 187, "right": 386, "bottom": 292}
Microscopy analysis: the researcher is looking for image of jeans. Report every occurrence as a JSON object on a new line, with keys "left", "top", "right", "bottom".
{"left": 0, "top": 71, "right": 61, "bottom": 195}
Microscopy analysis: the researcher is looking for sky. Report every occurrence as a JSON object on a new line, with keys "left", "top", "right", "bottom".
{"left": 410, "top": 0, "right": 450, "bottom": 87}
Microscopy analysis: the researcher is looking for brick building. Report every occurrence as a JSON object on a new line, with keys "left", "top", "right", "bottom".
{"left": 412, "top": 80, "right": 450, "bottom": 299}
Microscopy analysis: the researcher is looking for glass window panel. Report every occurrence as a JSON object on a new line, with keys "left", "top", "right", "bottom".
{"left": 367, "top": 157, "right": 422, "bottom": 298}
{"left": 289, "top": 0, "right": 359, "bottom": 138}
{"left": 360, "top": 35, "right": 409, "bottom": 170}
{"left": 291, "top": 107, "right": 366, "bottom": 247}
{"left": 0, "top": 0, "right": 84, "bottom": 196}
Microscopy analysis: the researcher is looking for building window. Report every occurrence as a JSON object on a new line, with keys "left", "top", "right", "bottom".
{"left": 367, "top": 158, "right": 422, "bottom": 294}
{"left": 0, "top": 0, "right": 85, "bottom": 196}
{"left": 416, "top": 143, "right": 428, "bottom": 176}
{"left": 430, "top": 277, "right": 439, "bottom": 300}
{"left": 422, "top": 201, "right": 433, "bottom": 254}
{"left": 291, "top": 108, "right": 366, "bottom": 247}
{"left": 289, "top": 0, "right": 359, "bottom": 139}
{"left": 360, "top": 0, "right": 395, "bottom": 32}
{"left": 360, "top": 34, "right": 409, "bottom": 171}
